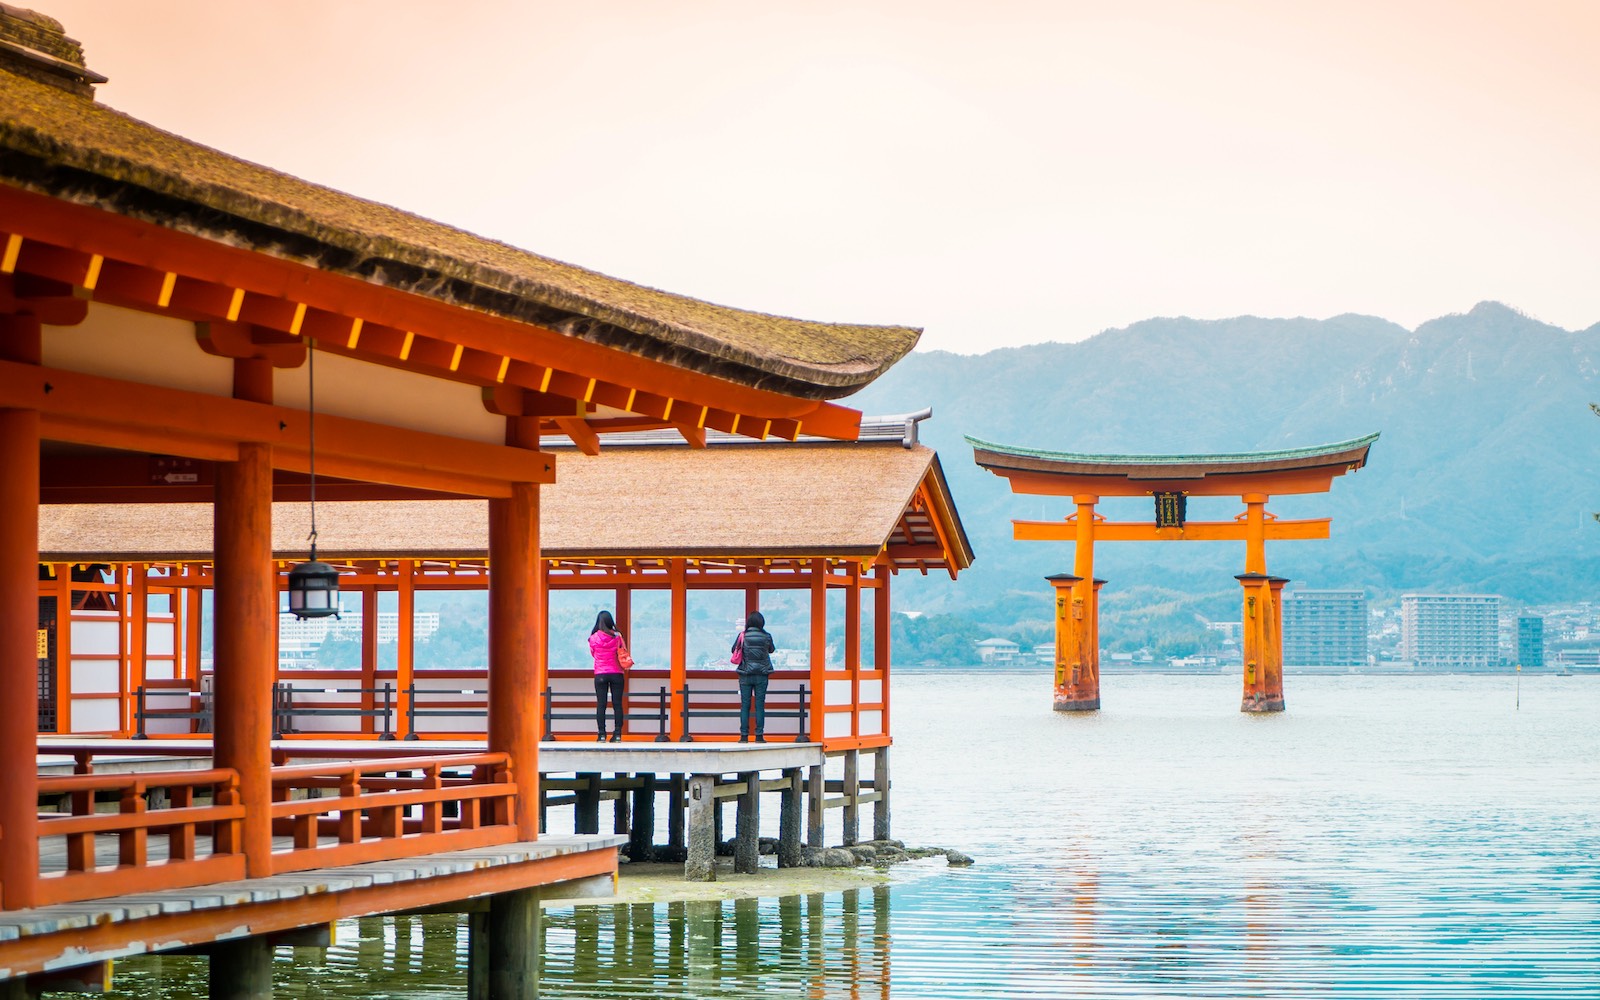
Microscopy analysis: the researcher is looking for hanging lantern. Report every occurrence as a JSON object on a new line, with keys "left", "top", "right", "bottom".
{"left": 288, "top": 551, "right": 340, "bottom": 618}
{"left": 287, "top": 340, "right": 340, "bottom": 619}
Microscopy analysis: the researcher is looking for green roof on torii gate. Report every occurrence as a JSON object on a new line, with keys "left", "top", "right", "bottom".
{"left": 967, "top": 432, "right": 1379, "bottom": 496}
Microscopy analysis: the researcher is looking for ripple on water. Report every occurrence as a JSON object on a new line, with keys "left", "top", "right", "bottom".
{"left": 100, "top": 674, "right": 1600, "bottom": 998}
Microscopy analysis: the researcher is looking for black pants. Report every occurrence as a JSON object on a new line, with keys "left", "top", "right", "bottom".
{"left": 594, "top": 673, "right": 625, "bottom": 735}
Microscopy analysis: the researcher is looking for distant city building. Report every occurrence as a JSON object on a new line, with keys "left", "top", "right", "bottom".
{"left": 1400, "top": 594, "right": 1501, "bottom": 670}
{"left": 1283, "top": 589, "right": 1368, "bottom": 667}
{"left": 279, "top": 610, "right": 441, "bottom": 654}
{"left": 974, "top": 637, "right": 1020, "bottom": 664}
{"left": 1516, "top": 615, "right": 1545, "bottom": 667}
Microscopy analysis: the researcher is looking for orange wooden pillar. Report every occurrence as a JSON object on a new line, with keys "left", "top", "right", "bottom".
{"left": 0, "top": 314, "right": 41, "bottom": 908}
{"left": 213, "top": 358, "right": 276, "bottom": 874}
{"left": 1237, "top": 492, "right": 1284, "bottom": 713}
{"left": 809, "top": 558, "right": 827, "bottom": 742}
{"left": 1067, "top": 495, "right": 1101, "bottom": 711}
{"left": 874, "top": 563, "right": 891, "bottom": 737}
{"left": 395, "top": 560, "right": 416, "bottom": 739}
{"left": 1237, "top": 573, "right": 1277, "bottom": 711}
{"left": 1264, "top": 576, "right": 1288, "bottom": 711}
{"left": 845, "top": 564, "right": 862, "bottom": 737}
{"left": 668, "top": 559, "right": 688, "bottom": 740}
{"left": 1047, "top": 574, "right": 1094, "bottom": 711}
{"left": 1090, "top": 578, "right": 1106, "bottom": 683}
{"left": 488, "top": 480, "right": 541, "bottom": 840}
{"left": 614, "top": 583, "right": 632, "bottom": 643}
{"left": 359, "top": 586, "right": 378, "bottom": 734}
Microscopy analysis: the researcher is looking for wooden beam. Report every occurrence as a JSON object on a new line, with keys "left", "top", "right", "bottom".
{"left": 552, "top": 416, "right": 601, "bottom": 456}
{"left": 1013, "top": 518, "right": 1332, "bottom": 543}
{"left": 3, "top": 189, "right": 871, "bottom": 434}
{"left": 1, "top": 360, "right": 555, "bottom": 491}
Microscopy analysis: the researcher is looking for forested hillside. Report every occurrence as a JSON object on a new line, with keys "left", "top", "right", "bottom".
{"left": 847, "top": 302, "right": 1600, "bottom": 653}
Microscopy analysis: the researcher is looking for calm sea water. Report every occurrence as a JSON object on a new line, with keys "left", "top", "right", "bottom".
{"left": 108, "top": 671, "right": 1600, "bottom": 998}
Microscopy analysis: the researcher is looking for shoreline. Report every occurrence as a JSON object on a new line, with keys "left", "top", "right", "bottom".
{"left": 557, "top": 858, "right": 941, "bottom": 906}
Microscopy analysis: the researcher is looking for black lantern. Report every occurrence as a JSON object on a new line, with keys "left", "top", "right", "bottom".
{"left": 287, "top": 340, "right": 340, "bottom": 619}
{"left": 287, "top": 555, "right": 340, "bottom": 618}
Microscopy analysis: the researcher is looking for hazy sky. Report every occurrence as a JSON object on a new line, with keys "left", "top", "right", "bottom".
{"left": 41, "top": 1, "right": 1600, "bottom": 353}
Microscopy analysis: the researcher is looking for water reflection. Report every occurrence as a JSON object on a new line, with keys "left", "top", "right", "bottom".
{"left": 79, "top": 675, "right": 1600, "bottom": 998}
{"left": 540, "top": 887, "right": 891, "bottom": 998}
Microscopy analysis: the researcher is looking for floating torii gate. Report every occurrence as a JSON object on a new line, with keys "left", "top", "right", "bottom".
{"left": 969, "top": 434, "right": 1378, "bottom": 714}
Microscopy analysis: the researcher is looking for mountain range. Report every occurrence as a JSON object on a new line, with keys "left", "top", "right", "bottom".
{"left": 847, "top": 302, "right": 1600, "bottom": 621}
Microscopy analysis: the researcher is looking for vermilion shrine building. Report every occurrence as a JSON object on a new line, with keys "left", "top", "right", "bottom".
{"left": 0, "top": 9, "right": 967, "bottom": 997}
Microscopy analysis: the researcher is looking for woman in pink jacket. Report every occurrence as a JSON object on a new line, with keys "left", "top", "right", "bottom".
{"left": 588, "top": 610, "right": 626, "bottom": 741}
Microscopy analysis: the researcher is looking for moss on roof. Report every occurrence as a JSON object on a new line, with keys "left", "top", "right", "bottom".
{"left": 0, "top": 65, "right": 920, "bottom": 399}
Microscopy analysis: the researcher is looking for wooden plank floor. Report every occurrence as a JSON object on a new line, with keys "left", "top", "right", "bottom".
{"left": 4, "top": 834, "right": 625, "bottom": 942}
{"left": 37, "top": 737, "right": 829, "bottom": 777}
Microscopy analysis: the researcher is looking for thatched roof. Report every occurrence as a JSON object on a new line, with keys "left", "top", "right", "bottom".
{"left": 38, "top": 441, "right": 973, "bottom": 572}
{"left": 0, "top": 24, "right": 919, "bottom": 399}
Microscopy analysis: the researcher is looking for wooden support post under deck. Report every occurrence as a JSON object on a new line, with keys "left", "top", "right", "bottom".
{"left": 734, "top": 770, "right": 760, "bottom": 874}
{"left": 0, "top": 315, "right": 40, "bottom": 908}
{"left": 779, "top": 767, "right": 803, "bottom": 867}
{"left": 629, "top": 773, "right": 656, "bottom": 861}
{"left": 466, "top": 910, "right": 489, "bottom": 999}
{"left": 613, "top": 771, "right": 631, "bottom": 835}
{"left": 488, "top": 475, "right": 542, "bottom": 839}
{"left": 485, "top": 887, "right": 541, "bottom": 1000}
{"left": 574, "top": 772, "right": 600, "bottom": 835}
{"left": 806, "top": 763, "right": 825, "bottom": 849}
{"left": 208, "top": 934, "right": 274, "bottom": 1000}
{"left": 841, "top": 749, "right": 860, "bottom": 846}
{"left": 667, "top": 774, "right": 685, "bottom": 851}
{"left": 685, "top": 774, "right": 717, "bottom": 882}
{"left": 214, "top": 376, "right": 274, "bottom": 875}
{"left": 873, "top": 746, "right": 891, "bottom": 842}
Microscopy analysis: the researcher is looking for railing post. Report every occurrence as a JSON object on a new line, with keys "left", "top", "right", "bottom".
{"left": 118, "top": 778, "right": 149, "bottom": 868}
{"left": 133, "top": 685, "right": 149, "bottom": 739}
{"left": 797, "top": 684, "right": 809, "bottom": 743}
{"left": 655, "top": 686, "right": 670, "bottom": 742}
{"left": 541, "top": 685, "right": 553, "bottom": 742}
{"left": 404, "top": 684, "right": 420, "bottom": 740}
{"left": 269, "top": 682, "right": 284, "bottom": 740}
{"left": 679, "top": 685, "right": 693, "bottom": 743}
{"left": 379, "top": 682, "right": 395, "bottom": 740}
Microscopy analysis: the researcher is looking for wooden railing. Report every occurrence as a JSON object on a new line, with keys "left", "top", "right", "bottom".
{"left": 35, "top": 768, "right": 245, "bottom": 906}
{"left": 268, "top": 752, "right": 517, "bottom": 874}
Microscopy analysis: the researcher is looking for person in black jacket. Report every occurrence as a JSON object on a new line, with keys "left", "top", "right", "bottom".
{"left": 734, "top": 611, "right": 776, "bottom": 742}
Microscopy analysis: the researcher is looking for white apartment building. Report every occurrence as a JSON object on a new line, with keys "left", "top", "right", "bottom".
{"left": 279, "top": 610, "right": 442, "bottom": 654}
{"left": 1283, "top": 589, "right": 1368, "bottom": 667}
{"left": 1400, "top": 594, "right": 1500, "bottom": 670}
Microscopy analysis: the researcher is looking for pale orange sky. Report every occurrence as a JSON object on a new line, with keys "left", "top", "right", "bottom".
{"left": 37, "top": 0, "right": 1600, "bottom": 352}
